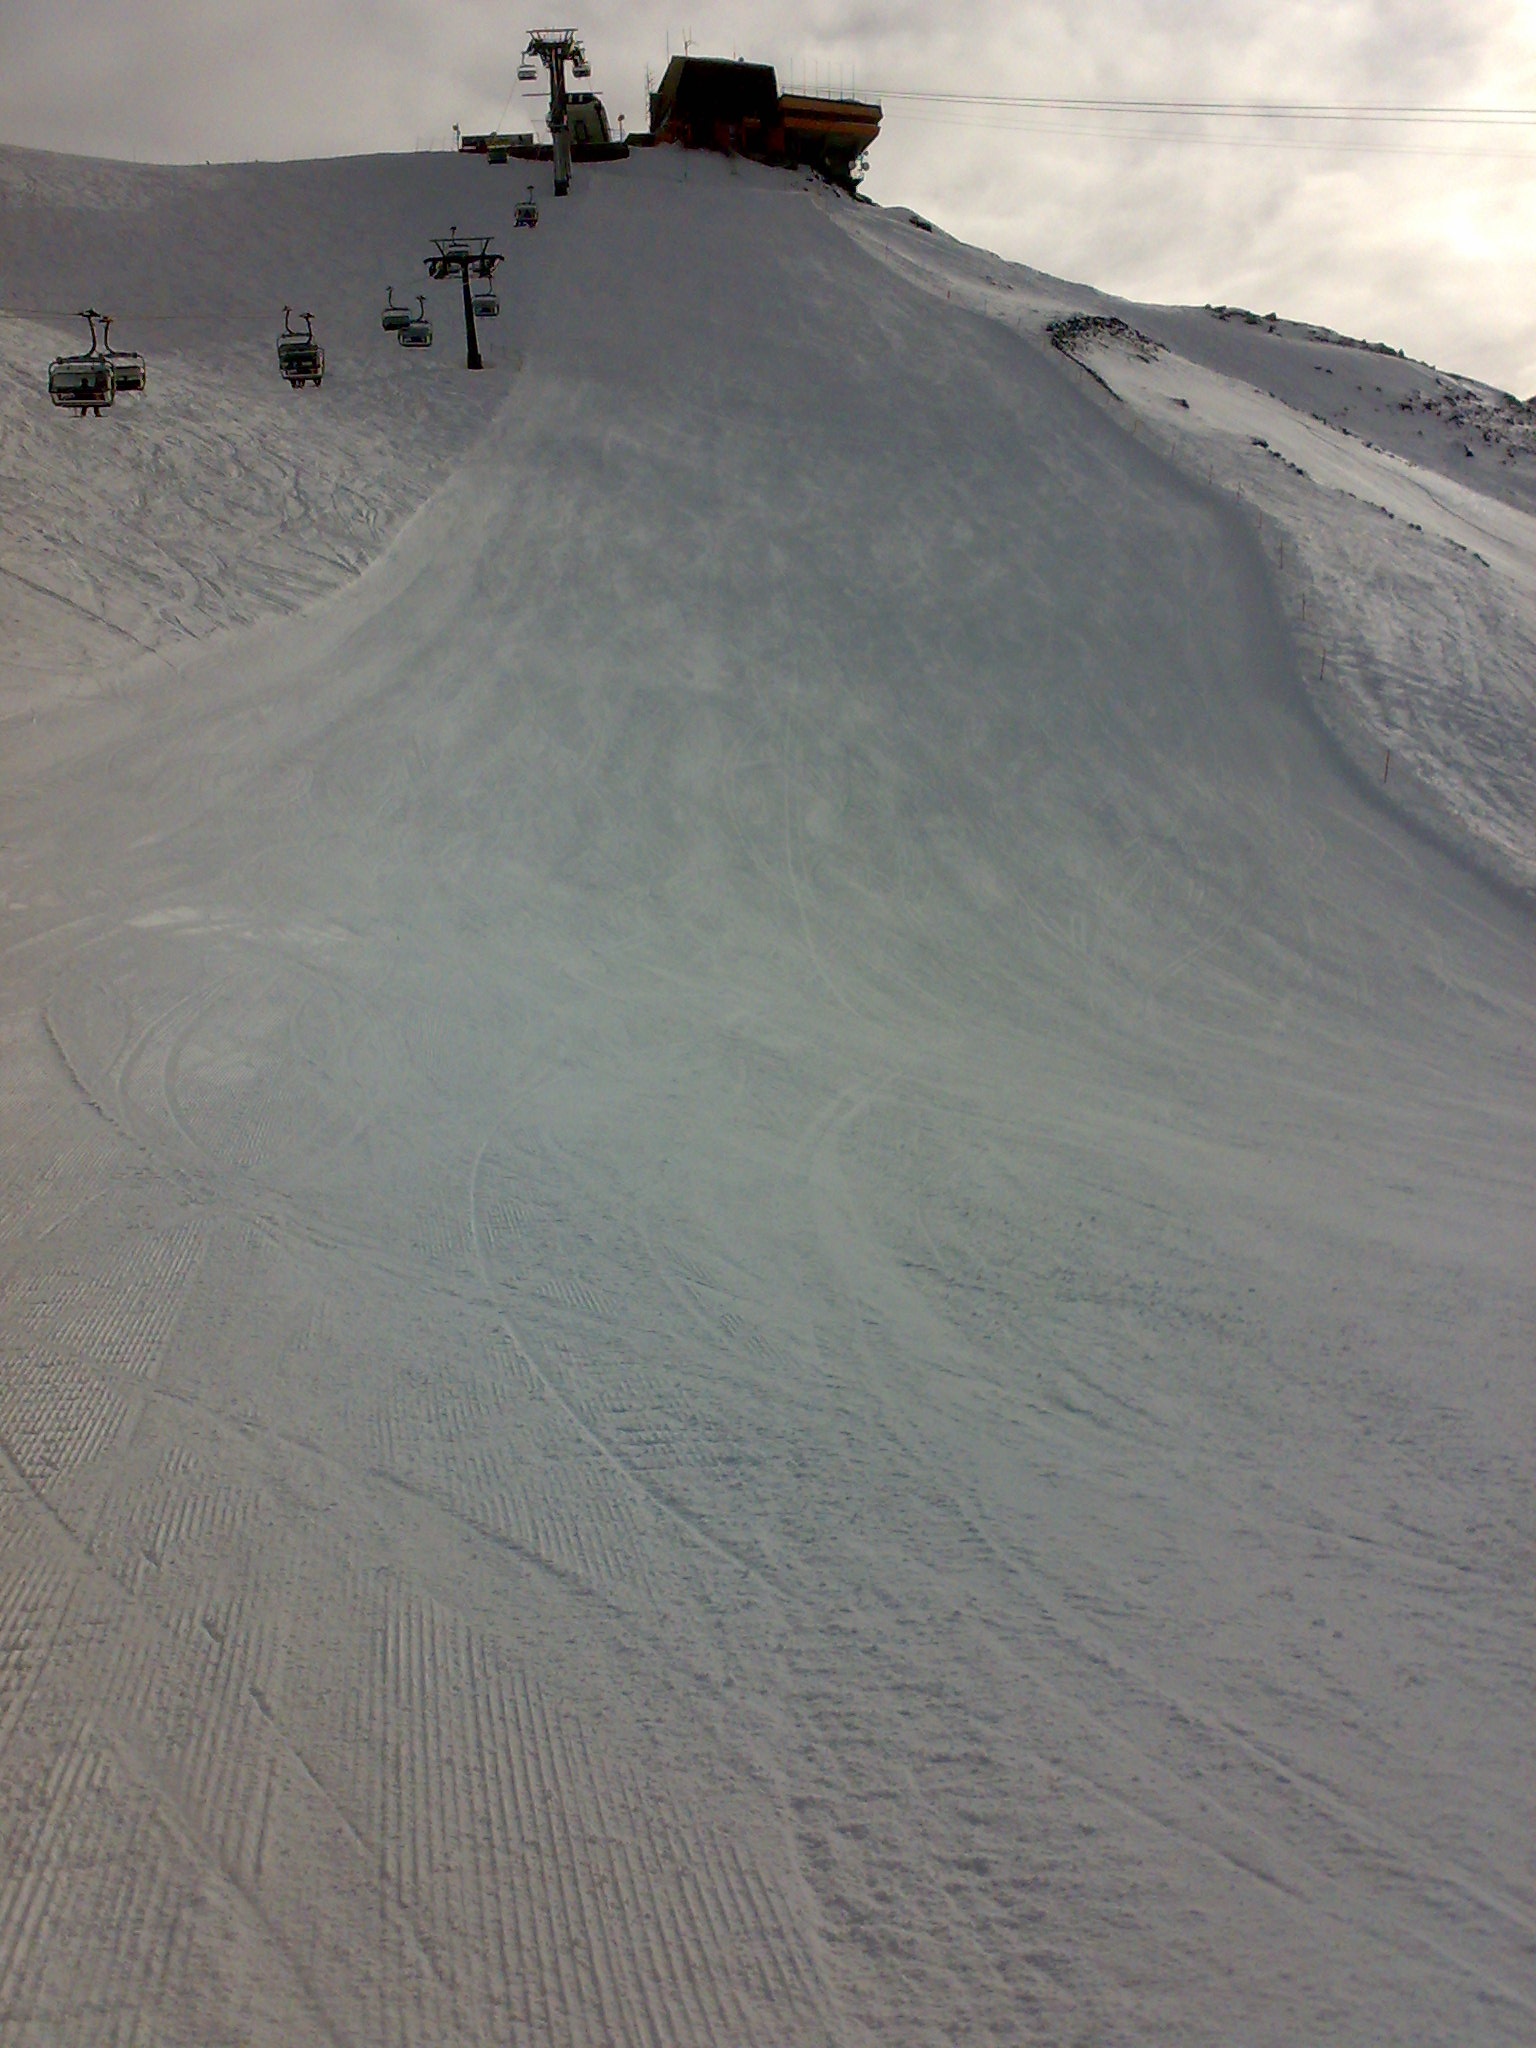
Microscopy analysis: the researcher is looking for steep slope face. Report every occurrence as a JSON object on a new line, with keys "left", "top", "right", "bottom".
{"left": 1, "top": 150, "right": 1533, "bottom": 2048}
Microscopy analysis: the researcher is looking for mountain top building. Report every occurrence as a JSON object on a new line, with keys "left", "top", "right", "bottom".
{"left": 648, "top": 56, "right": 881, "bottom": 192}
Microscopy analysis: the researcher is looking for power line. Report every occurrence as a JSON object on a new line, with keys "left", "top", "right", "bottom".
{"left": 887, "top": 107, "right": 1536, "bottom": 161}
{"left": 872, "top": 88, "right": 1536, "bottom": 127}
{"left": 0, "top": 305, "right": 268, "bottom": 322}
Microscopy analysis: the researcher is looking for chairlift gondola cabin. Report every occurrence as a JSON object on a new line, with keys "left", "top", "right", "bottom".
{"left": 49, "top": 357, "right": 114, "bottom": 414}
{"left": 517, "top": 60, "right": 538, "bottom": 81}
{"left": 102, "top": 316, "right": 147, "bottom": 394}
{"left": 276, "top": 311, "right": 325, "bottom": 387}
{"left": 399, "top": 296, "right": 433, "bottom": 349}
{"left": 381, "top": 286, "right": 411, "bottom": 333}
{"left": 472, "top": 286, "right": 500, "bottom": 319}
{"left": 277, "top": 308, "right": 324, "bottom": 388}
{"left": 47, "top": 309, "right": 115, "bottom": 414}
{"left": 515, "top": 187, "right": 539, "bottom": 229}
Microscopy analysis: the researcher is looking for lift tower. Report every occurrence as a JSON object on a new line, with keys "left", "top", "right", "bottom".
{"left": 425, "top": 231, "right": 504, "bottom": 370}
{"left": 518, "top": 29, "right": 590, "bottom": 195}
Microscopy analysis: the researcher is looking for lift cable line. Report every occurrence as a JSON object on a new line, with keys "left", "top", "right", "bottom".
{"left": 883, "top": 107, "right": 1536, "bottom": 162}
{"left": 871, "top": 88, "right": 1536, "bottom": 126}
{"left": 6, "top": 305, "right": 225, "bottom": 322}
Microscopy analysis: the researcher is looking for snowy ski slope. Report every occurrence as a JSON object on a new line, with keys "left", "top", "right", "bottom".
{"left": 840, "top": 203, "right": 1536, "bottom": 899}
{"left": 1, "top": 143, "right": 1533, "bottom": 2048}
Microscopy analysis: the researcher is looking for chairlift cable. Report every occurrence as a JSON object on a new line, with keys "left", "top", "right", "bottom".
{"left": 2, "top": 303, "right": 299, "bottom": 324}
{"left": 881, "top": 107, "right": 1536, "bottom": 161}
{"left": 491, "top": 67, "right": 524, "bottom": 132}
{"left": 870, "top": 88, "right": 1536, "bottom": 125}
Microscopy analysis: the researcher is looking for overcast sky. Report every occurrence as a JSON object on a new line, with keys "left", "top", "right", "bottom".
{"left": 4, "top": 2, "right": 1534, "bottom": 393}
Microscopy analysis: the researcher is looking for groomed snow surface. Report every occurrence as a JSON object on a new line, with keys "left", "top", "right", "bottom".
{"left": 1, "top": 144, "right": 1533, "bottom": 2048}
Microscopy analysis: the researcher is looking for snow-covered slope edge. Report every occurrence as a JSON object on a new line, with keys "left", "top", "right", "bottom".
{"left": 837, "top": 198, "right": 1536, "bottom": 897}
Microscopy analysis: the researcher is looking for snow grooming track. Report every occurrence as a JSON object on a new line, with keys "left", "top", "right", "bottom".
{"left": 1, "top": 144, "right": 1534, "bottom": 2048}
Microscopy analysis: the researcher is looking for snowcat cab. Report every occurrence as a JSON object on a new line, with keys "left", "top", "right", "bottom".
{"left": 48, "top": 310, "right": 115, "bottom": 414}
{"left": 101, "top": 315, "right": 146, "bottom": 394}
{"left": 399, "top": 295, "right": 433, "bottom": 349}
{"left": 515, "top": 187, "right": 540, "bottom": 230}
{"left": 277, "top": 307, "right": 324, "bottom": 387}
{"left": 380, "top": 286, "right": 412, "bottom": 333}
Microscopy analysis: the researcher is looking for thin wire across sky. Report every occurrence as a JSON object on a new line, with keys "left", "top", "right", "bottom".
{"left": 871, "top": 90, "right": 1536, "bottom": 125}
{"left": 858, "top": 89, "right": 1536, "bottom": 160}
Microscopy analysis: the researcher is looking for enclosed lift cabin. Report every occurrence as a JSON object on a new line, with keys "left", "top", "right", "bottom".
{"left": 48, "top": 309, "right": 115, "bottom": 415}
{"left": 380, "top": 286, "right": 412, "bottom": 333}
{"left": 276, "top": 308, "right": 324, "bottom": 388}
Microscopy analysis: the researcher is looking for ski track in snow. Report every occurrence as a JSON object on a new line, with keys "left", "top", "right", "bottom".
{"left": 0, "top": 143, "right": 1533, "bottom": 2047}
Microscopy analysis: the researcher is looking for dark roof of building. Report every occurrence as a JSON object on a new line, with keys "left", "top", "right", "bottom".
{"left": 650, "top": 55, "right": 780, "bottom": 132}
